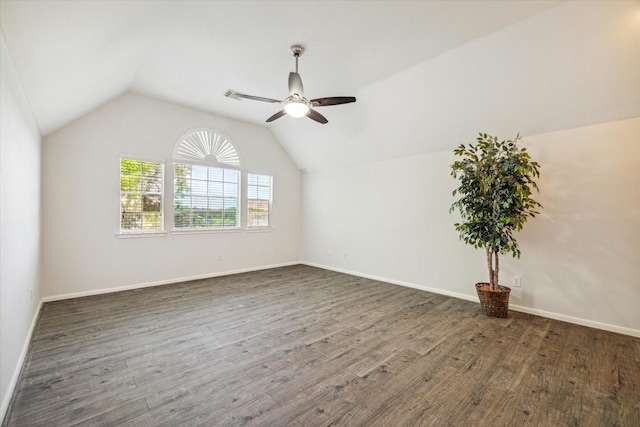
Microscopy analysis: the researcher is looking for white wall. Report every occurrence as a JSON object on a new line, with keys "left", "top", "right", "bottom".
{"left": 276, "top": 0, "right": 639, "bottom": 173}
{"left": 302, "top": 118, "right": 640, "bottom": 336}
{"left": 0, "top": 32, "right": 42, "bottom": 419}
{"left": 41, "top": 92, "right": 301, "bottom": 298}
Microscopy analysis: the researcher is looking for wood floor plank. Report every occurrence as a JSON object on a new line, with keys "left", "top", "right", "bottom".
{"left": 3, "top": 265, "right": 639, "bottom": 427}
{"left": 71, "top": 398, "right": 149, "bottom": 427}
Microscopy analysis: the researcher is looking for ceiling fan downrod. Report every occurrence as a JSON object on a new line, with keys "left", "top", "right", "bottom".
{"left": 290, "top": 45, "right": 304, "bottom": 73}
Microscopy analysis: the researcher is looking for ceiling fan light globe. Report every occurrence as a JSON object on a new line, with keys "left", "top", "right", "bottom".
{"left": 284, "top": 100, "right": 310, "bottom": 118}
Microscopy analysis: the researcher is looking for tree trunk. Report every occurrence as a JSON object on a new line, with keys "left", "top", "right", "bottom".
{"left": 493, "top": 251, "right": 500, "bottom": 291}
{"left": 486, "top": 247, "right": 494, "bottom": 289}
{"left": 485, "top": 248, "right": 501, "bottom": 290}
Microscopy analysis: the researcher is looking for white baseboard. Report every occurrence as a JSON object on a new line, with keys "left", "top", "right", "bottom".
{"left": 507, "top": 304, "right": 640, "bottom": 338}
{"left": 303, "top": 261, "right": 479, "bottom": 303}
{"left": 42, "top": 261, "right": 301, "bottom": 302}
{"left": 303, "top": 262, "right": 640, "bottom": 339}
{"left": 1, "top": 300, "right": 43, "bottom": 423}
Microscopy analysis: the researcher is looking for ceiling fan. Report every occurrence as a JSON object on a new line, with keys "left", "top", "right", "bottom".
{"left": 225, "top": 45, "right": 356, "bottom": 124}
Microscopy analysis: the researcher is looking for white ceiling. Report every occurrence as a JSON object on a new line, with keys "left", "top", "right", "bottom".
{"left": 1, "top": 1, "right": 638, "bottom": 172}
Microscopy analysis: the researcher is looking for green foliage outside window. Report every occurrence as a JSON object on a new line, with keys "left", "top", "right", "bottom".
{"left": 120, "top": 158, "right": 163, "bottom": 231}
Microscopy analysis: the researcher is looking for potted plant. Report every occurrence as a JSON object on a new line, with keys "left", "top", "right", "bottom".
{"left": 450, "top": 132, "right": 542, "bottom": 318}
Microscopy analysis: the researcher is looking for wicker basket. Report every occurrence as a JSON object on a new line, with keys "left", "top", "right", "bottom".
{"left": 475, "top": 282, "right": 511, "bottom": 318}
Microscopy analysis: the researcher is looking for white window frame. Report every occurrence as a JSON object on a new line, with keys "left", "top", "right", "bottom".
{"left": 247, "top": 173, "right": 273, "bottom": 229}
{"left": 119, "top": 156, "right": 165, "bottom": 236}
{"left": 173, "top": 163, "right": 241, "bottom": 231}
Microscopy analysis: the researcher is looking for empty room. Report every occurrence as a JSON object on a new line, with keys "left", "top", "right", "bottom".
{"left": 1, "top": 1, "right": 638, "bottom": 426}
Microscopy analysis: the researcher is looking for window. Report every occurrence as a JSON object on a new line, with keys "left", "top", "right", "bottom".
{"left": 174, "top": 164, "right": 239, "bottom": 229}
{"left": 172, "top": 129, "right": 242, "bottom": 230}
{"left": 120, "top": 158, "right": 163, "bottom": 232}
{"left": 247, "top": 173, "right": 272, "bottom": 227}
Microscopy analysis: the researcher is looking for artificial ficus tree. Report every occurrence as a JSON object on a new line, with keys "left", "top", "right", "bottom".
{"left": 450, "top": 133, "right": 542, "bottom": 291}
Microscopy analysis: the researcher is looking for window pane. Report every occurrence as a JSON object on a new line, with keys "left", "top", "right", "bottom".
{"left": 121, "top": 175, "right": 141, "bottom": 192}
{"left": 121, "top": 194, "right": 141, "bottom": 212}
{"left": 143, "top": 212, "right": 161, "bottom": 229}
{"left": 209, "top": 167, "right": 223, "bottom": 181}
{"left": 142, "top": 175, "right": 162, "bottom": 193}
{"left": 248, "top": 186, "right": 257, "bottom": 199}
{"left": 210, "top": 210, "right": 223, "bottom": 226}
{"left": 192, "top": 165, "right": 208, "bottom": 180}
{"left": 120, "top": 158, "right": 163, "bottom": 232}
{"left": 257, "top": 186, "right": 270, "bottom": 200}
{"left": 224, "top": 169, "right": 238, "bottom": 183}
{"left": 121, "top": 212, "right": 142, "bottom": 230}
{"left": 224, "top": 183, "right": 238, "bottom": 198}
{"left": 191, "top": 180, "right": 207, "bottom": 196}
{"left": 175, "top": 163, "right": 191, "bottom": 179}
{"left": 174, "top": 212, "right": 191, "bottom": 228}
{"left": 224, "top": 208, "right": 237, "bottom": 226}
{"left": 142, "top": 161, "right": 161, "bottom": 177}
{"left": 174, "top": 178, "right": 190, "bottom": 195}
{"left": 210, "top": 197, "right": 223, "bottom": 210}
{"left": 173, "top": 163, "right": 239, "bottom": 229}
{"left": 192, "top": 211, "right": 207, "bottom": 227}
{"left": 143, "top": 195, "right": 161, "bottom": 212}
{"left": 121, "top": 159, "right": 141, "bottom": 174}
{"left": 192, "top": 196, "right": 208, "bottom": 209}
{"left": 224, "top": 198, "right": 237, "bottom": 209}
{"left": 174, "top": 195, "right": 190, "bottom": 209}
{"left": 209, "top": 182, "right": 223, "bottom": 198}
{"left": 247, "top": 173, "right": 272, "bottom": 227}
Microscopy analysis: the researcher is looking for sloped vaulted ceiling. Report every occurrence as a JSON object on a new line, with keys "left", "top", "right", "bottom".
{"left": 1, "top": 1, "right": 638, "bottom": 172}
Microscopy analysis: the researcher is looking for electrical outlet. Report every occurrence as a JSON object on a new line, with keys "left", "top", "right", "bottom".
{"left": 217, "top": 253, "right": 223, "bottom": 261}
{"left": 327, "top": 249, "right": 332, "bottom": 256}
{"left": 343, "top": 251, "right": 348, "bottom": 259}
{"left": 30, "top": 288, "right": 34, "bottom": 301}
{"left": 513, "top": 276, "right": 521, "bottom": 287}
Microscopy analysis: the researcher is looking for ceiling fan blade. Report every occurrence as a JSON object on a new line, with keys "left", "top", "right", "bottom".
{"left": 310, "top": 96, "right": 356, "bottom": 107}
{"left": 266, "top": 110, "right": 287, "bottom": 123}
{"left": 288, "top": 72, "right": 304, "bottom": 96}
{"left": 307, "top": 109, "right": 328, "bottom": 124}
{"left": 225, "top": 90, "right": 281, "bottom": 104}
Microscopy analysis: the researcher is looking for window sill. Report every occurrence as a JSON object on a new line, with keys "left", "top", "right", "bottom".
{"left": 172, "top": 228, "right": 243, "bottom": 235}
{"left": 117, "top": 227, "right": 273, "bottom": 237}
{"left": 117, "top": 231, "right": 167, "bottom": 239}
{"left": 246, "top": 227, "right": 275, "bottom": 233}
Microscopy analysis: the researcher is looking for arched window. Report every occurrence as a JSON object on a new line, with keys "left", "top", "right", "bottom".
{"left": 173, "top": 129, "right": 241, "bottom": 230}
{"left": 173, "top": 128, "right": 241, "bottom": 166}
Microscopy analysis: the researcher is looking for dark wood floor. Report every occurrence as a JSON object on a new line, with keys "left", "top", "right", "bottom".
{"left": 3, "top": 265, "right": 639, "bottom": 426}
